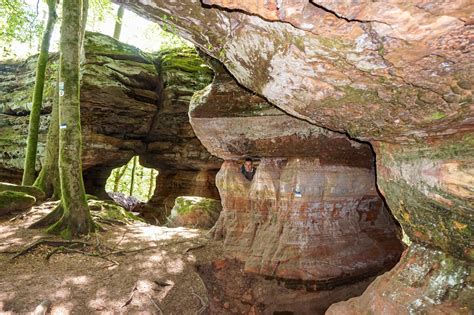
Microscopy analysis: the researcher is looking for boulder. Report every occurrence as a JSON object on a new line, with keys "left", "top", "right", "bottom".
{"left": 0, "top": 182, "right": 45, "bottom": 202}
{"left": 167, "top": 196, "right": 221, "bottom": 228}
{"left": 0, "top": 191, "right": 36, "bottom": 216}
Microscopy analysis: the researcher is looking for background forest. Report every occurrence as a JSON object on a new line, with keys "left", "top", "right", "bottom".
{"left": 105, "top": 158, "right": 158, "bottom": 202}
{"left": 0, "top": 0, "right": 190, "bottom": 59}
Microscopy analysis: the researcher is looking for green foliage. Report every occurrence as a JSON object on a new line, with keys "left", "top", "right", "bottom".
{"left": 87, "top": 0, "right": 113, "bottom": 29}
{"left": 89, "top": 0, "right": 113, "bottom": 19}
{"left": 144, "top": 22, "right": 191, "bottom": 51}
{"left": 0, "top": 0, "right": 43, "bottom": 56}
{"left": 105, "top": 156, "right": 158, "bottom": 202}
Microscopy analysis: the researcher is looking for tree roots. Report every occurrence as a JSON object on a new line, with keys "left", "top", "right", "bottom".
{"left": 4, "top": 237, "right": 205, "bottom": 267}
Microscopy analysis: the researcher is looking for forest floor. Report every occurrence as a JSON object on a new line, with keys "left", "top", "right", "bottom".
{"left": 0, "top": 202, "right": 223, "bottom": 314}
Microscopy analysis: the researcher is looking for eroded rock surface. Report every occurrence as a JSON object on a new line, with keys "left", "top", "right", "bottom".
{"left": 115, "top": 1, "right": 473, "bottom": 312}
{"left": 187, "top": 56, "right": 404, "bottom": 311}
{"left": 122, "top": 0, "right": 472, "bottom": 141}
{"left": 198, "top": 258, "right": 375, "bottom": 315}
{"left": 214, "top": 159, "right": 402, "bottom": 282}
{"left": 327, "top": 244, "right": 473, "bottom": 314}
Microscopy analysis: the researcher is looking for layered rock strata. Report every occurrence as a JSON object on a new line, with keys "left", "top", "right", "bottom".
{"left": 188, "top": 60, "right": 404, "bottom": 311}
{"left": 115, "top": 1, "right": 474, "bottom": 312}
{"left": 0, "top": 32, "right": 221, "bottom": 219}
{"left": 214, "top": 159, "right": 402, "bottom": 282}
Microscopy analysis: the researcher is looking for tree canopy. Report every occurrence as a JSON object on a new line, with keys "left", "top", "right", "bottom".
{"left": 0, "top": 0, "right": 43, "bottom": 56}
{"left": 0, "top": 0, "right": 192, "bottom": 59}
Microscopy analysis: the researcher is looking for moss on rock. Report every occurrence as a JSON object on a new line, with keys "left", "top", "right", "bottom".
{"left": 84, "top": 31, "right": 151, "bottom": 63}
{"left": 154, "top": 46, "right": 213, "bottom": 90}
{"left": 167, "top": 196, "right": 221, "bottom": 229}
{"left": 88, "top": 199, "right": 143, "bottom": 224}
{"left": 0, "top": 191, "right": 36, "bottom": 215}
{"left": 0, "top": 182, "right": 46, "bottom": 202}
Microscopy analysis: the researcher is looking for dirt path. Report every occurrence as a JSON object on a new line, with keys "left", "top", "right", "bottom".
{"left": 0, "top": 202, "right": 223, "bottom": 314}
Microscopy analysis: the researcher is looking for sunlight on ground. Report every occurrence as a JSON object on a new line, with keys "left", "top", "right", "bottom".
{"left": 128, "top": 223, "right": 201, "bottom": 242}
{"left": 0, "top": 201, "right": 216, "bottom": 314}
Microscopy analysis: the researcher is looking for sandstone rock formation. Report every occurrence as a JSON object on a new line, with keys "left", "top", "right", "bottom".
{"left": 168, "top": 196, "right": 221, "bottom": 228}
{"left": 188, "top": 57, "right": 404, "bottom": 312}
{"left": 327, "top": 243, "right": 473, "bottom": 314}
{"left": 143, "top": 169, "right": 220, "bottom": 223}
{"left": 0, "top": 32, "right": 221, "bottom": 218}
{"left": 118, "top": 1, "right": 473, "bottom": 313}
{"left": 198, "top": 258, "right": 376, "bottom": 314}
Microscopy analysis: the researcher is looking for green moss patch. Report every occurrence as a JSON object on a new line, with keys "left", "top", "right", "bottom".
{"left": 88, "top": 199, "right": 143, "bottom": 225}
{"left": 167, "top": 196, "right": 221, "bottom": 229}
{"left": 429, "top": 111, "right": 447, "bottom": 120}
{"left": 0, "top": 191, "right": 36, "bottom": 215}
{"left": 0, "top": 182, "right": 45, "bottom": 202}
{"left": 157, "top": 47, "right": 212, "bottom": 74}
{"left": 84, "top": 32, "right": 151, "bottom": 63}
{"left": 378, "top": 178, "right": 472, "bottom": 261}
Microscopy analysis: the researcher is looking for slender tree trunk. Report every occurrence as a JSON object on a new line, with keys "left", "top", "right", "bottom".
{"left": 80, "top": 0, "right": 89, "bottom": 62}
{"left": 22, "top": 0, "right": 57, "bottom": 185}
{"left": 129, "top": 156, "right": 137, "bottom": 196}
{"left": 113, "top": 165, "right": 127, "bottom": 192}
{"left": 113, "top": 4, "right": 125, "bottom": 40}
{"left": 138, "top": 163, "right": 144, "bottom": 195}
{"left": 33, "top": 68, "right": 61, "bottom": 199}
{"left": 112, "top": 169, "right": 119, "bottom": 190}
{"left": 147, "top": 169, "right": 155, "bottom": 200}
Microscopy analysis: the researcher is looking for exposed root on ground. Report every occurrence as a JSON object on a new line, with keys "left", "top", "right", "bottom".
{"left": 2, "top": 236, "right": 207, "bottom": 266}
{"left": 0, "top": 201, "right": 219, "bottom": 314}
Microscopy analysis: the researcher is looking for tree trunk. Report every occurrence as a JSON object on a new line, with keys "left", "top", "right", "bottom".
{"left": 147, "top": 169, "right": 155, "bottom": 200}
{"left": 129, "top": 156, "right": 137, "bottom": 196}
{"left": 33, "top": 69, "right": 61, "bottom": 199}
{"left": 138, "top": 162, "right": 144, "bottom": 197}
{"left": 113, "top": 4, "right": 125, "bottom": 40}
{"left": 33, "top": 0, "right": 89, "bottom": 200}
{"left": 80, "top": 0, "right": 89, "bottom": 62}
{"left": 113, "top": 165, "right": 127, "bottom": 192}
{"left": 22, "top": 0, "right": 57, "bottom": 185}
{"left": 47, "top": 0, "right": 94, "bottom": 238}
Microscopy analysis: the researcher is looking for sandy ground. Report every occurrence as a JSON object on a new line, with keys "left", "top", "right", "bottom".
{"left": 0, "top": 202, "right": 223, "bottom": 314}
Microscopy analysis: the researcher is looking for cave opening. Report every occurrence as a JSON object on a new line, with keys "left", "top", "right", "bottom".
{"left": 105, "top": 155, "right": 158, "bottom": 205}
